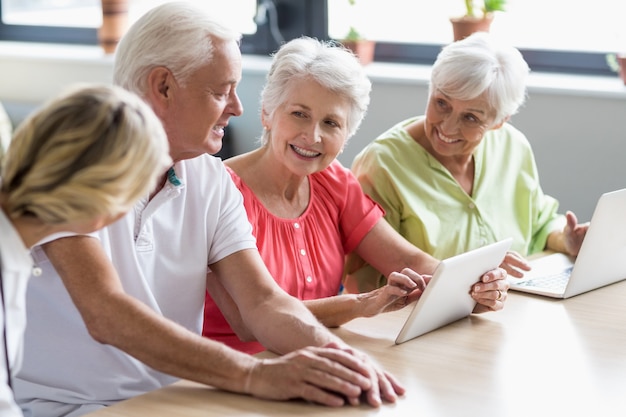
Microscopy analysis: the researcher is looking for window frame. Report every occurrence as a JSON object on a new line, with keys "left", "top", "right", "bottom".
{"left": 0, "top": 0, "right": 615, "bottom": 77}
{"left": 0, "top": 0, "right": 98, "bottom": 45}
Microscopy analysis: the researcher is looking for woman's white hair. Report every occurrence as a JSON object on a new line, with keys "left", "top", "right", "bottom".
{"left": 429, "top": 32, "right": 530, "bottom": 124}
{"left": 260, "top": 36, "right": 372, "bottom": 145}
{"left": 113, "top": 1, "right": 241, "bottom": 96}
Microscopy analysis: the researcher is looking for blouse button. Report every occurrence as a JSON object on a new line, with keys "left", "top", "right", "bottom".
{"left": 300, "top": 249, "right": 306, "bottom": 256}
{"left": 468, "top": 202, "right": 476, "bottom": 209}
{"left": 294, "top": 222, "right": 300, "bottom": 229}
{"left": 32, "top": 267, "right": 42, "bottom": 277}
{"left": 306, "top": 276, "right": 313, "bottom": 283}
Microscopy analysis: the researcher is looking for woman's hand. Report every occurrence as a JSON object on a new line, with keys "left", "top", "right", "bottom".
{"left": 546, "top": 211, "right": 589, "bottom": 257}
{"left": 500, "top": 250, "right": 531, "bottom": 278}
{"left": 356, "top": 268, "right": 429, "bottom": 317}
{"left": 561, "top": 211, "right": 589, "bottom": 256}
{"left": 470, "top": 267, "right": 509, "bottom": 313}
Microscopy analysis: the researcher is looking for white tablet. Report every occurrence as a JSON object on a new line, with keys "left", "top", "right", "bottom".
{"left": 395, "top": 238, "right": 512, "bottom": 344}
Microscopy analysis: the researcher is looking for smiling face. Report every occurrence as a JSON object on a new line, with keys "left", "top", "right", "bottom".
{"left": 263, "top": 78, "right": 351, "bottom": 177}
{"left": 422, "top": 89, "right": 498, "bottom": 163}
{"left": 159, "top": 38, "right": 243, "bottom": 162}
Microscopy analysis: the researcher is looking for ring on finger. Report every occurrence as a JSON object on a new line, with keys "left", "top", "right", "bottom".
{"left": 496, "top": 289, "right": 503, "bottom": 301}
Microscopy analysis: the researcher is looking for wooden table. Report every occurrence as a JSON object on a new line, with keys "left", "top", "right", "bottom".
{"left": 87, "top": 281, "right": 626, "bottom": 416}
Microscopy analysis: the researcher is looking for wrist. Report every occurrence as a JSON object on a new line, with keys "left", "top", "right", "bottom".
{"left": 356, "top": 288, "right": 382, "bottom": 318}
{"left": 546, "top": 230, "right": 565, "bottom": 254}
{"left": 244, "top": 359, "right": 263, "bottom": 395}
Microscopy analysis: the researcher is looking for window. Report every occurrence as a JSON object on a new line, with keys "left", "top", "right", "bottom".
{"left": 327, "top": 0, "right": 623, "bottom": 75}
{"left": 0, "top": 0, "right": 621, "bottom": 76}
{"left": 0, "top": 0, "right": 259, "bottom": 46}
{"left": 0, "top": 0, "right": 327, "bottom": 55}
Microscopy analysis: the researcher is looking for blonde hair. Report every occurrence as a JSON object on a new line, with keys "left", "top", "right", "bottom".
{"left": 1, "top": 84, "right": 171, "bottom": 224}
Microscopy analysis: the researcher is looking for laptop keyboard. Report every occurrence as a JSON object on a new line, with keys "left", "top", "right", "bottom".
{"left": 517, "top": 266, "right": 574, "bottom": 291}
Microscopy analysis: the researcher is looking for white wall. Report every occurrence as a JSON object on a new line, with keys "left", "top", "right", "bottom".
{"left": 2, "top": 42, "right": 625, "bottom": 221}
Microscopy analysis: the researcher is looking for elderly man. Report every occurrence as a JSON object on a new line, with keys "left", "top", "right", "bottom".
{"left": 14, "top": 3, "right": 406, "bottom": 417}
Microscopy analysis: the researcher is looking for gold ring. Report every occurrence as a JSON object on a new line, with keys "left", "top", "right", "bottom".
{"left": 496, "top": 289, "right": 503, "bottom": 301}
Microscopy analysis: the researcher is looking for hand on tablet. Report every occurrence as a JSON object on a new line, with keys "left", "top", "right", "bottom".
{"left": 470, "top": 267, "right": 509, "bottom": 313}
{"left": 356, "top": 268, "right": 428, "bottom": 317}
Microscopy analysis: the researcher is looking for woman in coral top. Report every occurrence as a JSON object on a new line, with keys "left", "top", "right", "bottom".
{"left": 202, "top": 37, "right": 509, "bottom": 354}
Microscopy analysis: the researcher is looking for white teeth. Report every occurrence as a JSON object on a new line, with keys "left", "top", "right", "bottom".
{"left": 291, "top": 145, "right": 320, "bottom": 158}
{"left": 214, "top": 126, "right": 224, "bottom": 134}
{"left": 439, "top": 132, "right": 457, "bottom": 143}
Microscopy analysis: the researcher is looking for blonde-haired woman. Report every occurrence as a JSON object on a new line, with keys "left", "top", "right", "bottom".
{"left": 0, "top": 84, "right": 170, "bottom": 415}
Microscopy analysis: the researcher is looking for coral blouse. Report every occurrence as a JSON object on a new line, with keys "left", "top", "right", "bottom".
{"left": 203, "top": 160, "right": 384, "bottom": 354}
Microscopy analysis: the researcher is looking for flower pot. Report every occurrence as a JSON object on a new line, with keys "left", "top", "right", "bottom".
{"left": 342, "top": 40, "right": 376, "bottom": 65}
{"left": 99, "top": 0, "right": 129, "bottom": 54}
{"left": 449, "top": 14, "right": 494, "bottom": 42}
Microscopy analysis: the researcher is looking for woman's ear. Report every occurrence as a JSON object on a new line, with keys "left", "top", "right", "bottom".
{"left": 260, "top": 107, "right": 270, "bottom": 130}
{"left": 490, "top": 115, "right": 510, "bottom": 131}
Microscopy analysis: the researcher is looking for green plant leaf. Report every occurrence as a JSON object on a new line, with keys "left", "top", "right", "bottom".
{"left": 345, "top": 26, "right": 362, "bottom": 41}
{"left": 606, "top": 53, "right": 620, "bottom": 73}
{"left": 483, "top": 0, "right": 507, "bottom": 14}
{"left": 345, "top": 0, "right": 362, "bottom": 40}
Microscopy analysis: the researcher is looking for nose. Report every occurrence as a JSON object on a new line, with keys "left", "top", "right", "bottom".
{"left": 228, "top": 91, "right": 244, "bottom": 117}
{"left": 302, "top": 123, "right": 322, "bottom": 144}
{"left": 440, "top": 112, "right": 460, "bottom": 134}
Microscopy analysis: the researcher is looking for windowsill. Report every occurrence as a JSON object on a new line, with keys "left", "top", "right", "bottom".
{"left": 0, "top": 41, "right": 116, "bottom": 65}
{"left": 1, "top": 41, "right": 626, "bottom": 102}
{"left": 240, "top": 51, "right": 626, "bottom": 100}
{"left": 362, "top": 62, "right": 626, "bottom": 100}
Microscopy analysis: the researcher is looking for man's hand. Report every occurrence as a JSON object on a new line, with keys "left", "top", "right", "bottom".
{"left": 247, "top": 342, "right": 404, "bottom": 407}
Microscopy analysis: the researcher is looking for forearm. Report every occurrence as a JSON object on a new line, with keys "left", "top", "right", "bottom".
{"left": 86, "top": 292, "right": 257, "bottom": 392}
{"left": 44, "top": 237, "right": 257, "bottom": 393}
{"left": 243, "top": 291, "right": 347, "bottom": 354}
{"left": 362, "top": 236, "right": 439, "bottom": 281}
{"left": 400, "top": 250, "right": 439, "bottom": 276}
{"left": 210, "top": 250, "right": 351, "bottom": 355}
{"left": 355, "top": 220, "right": 439, "bottom": 290}
{"left": 303, "top": 294, "right": 362, "bottom": 328}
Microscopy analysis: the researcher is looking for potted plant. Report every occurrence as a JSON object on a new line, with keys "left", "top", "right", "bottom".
{"left": 99, "top": 0, "right": 129, "bottom": 54}
{"left": 340, "top": 0, "right": 376, "bottom": 65}
{"left": 606, "top": 53, "right": 626, "bottom": 86}
{"left": 450, "top": 0, "right": 507, "bottom": 42}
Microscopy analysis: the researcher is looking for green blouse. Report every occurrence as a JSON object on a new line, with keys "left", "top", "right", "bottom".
{"left": 349, "top": 116, "right": 565, "bottom": 289}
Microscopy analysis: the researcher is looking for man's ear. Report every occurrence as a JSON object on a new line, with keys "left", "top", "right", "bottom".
{"left": 146, "top": 67, "right": 173, "bottom": 114}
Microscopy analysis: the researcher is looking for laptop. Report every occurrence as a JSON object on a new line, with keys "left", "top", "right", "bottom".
{"left": 395, "top": 238, "right": 511, "bottom": 344}
{"left": 509, "top": 188, "right": 626, "bottom": 299}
